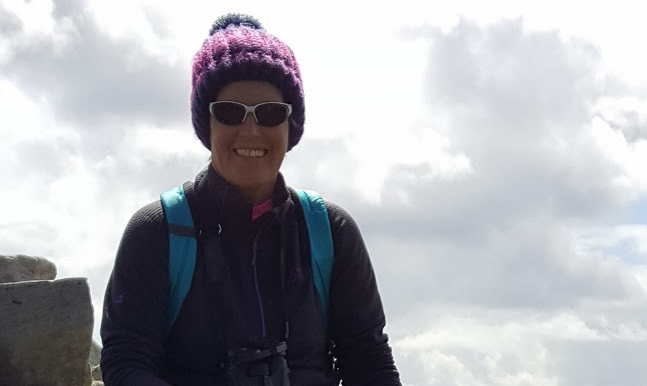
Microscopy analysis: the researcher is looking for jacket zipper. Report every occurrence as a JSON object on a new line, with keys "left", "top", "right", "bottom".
{"left": 251, "top": 237, "right": 267, "bottom": 339}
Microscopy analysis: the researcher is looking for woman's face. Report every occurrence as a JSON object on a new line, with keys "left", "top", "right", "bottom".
{"left": 209, "top": 81, "right": 290, "bottom": 204}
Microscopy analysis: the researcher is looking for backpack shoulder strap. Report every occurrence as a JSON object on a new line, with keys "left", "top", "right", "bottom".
{"left": 294, "top": 189, "right": 334, "bottom": 325}
{"left": 160, "top": 185, "right": 197, "bottom": 336}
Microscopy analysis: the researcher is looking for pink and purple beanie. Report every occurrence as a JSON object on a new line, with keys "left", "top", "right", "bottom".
{"left": 191, "top": 13, "right": 305, "bottom": 151}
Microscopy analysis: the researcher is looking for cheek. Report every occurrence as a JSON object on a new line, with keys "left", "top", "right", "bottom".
{"left": 209, "top": 119, "right": 217, "bottom": 152}
{"left": 281, "top": 126, "right": 290, "bottom": 148}
{"left": 209, "top": 120, "right": 229, "bottom": 154}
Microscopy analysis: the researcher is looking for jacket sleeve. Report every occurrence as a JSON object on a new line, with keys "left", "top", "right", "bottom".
{"left": 325, "top": 202, "right": 402, "bottom": 386}
{"left": 100, "top": 201, "right": 173, "bottom": 386}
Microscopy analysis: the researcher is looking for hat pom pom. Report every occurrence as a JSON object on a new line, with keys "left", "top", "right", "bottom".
{"left": 209, "top": 13, "right": 263, "bottom": 35}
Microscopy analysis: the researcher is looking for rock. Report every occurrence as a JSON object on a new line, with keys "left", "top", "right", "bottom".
{"left": 90, "top": 340, "right": 103, "bottom": 382}
{"left": 0, "top": 254, "right": 57, "bottom": 283}
{"left": 91, "top": 364, "right": 103, "bottom": 383}
{"left": 89, "top": 340, "right": 102, "bottom": 368}
{"left": 0, "top": 278, "right": 94, "bottom": 386}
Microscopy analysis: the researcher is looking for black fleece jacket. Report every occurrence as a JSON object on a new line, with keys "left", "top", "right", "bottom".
{"left": 100, "top": 166, "right": 401, "bottom": 386}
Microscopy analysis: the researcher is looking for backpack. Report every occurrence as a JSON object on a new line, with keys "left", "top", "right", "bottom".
{"left": 160, "top": 185, "right": 334, "bottom": 336}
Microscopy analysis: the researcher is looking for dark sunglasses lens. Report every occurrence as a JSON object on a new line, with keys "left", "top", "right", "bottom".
{"left": 255, "top": 103, "right": 289, "bottom": 126}
{"left": 212, "top": 102, "right": 246, "bottom": 125}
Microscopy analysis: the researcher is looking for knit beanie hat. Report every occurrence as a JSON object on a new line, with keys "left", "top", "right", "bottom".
{"left": 191, "top": 13, "right": 305, "bottom": 151}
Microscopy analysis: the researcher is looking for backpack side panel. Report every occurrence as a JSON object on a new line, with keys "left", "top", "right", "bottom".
{"left": 160, "top": 185, "right": 197, "bottom": 336}
{"left": 295, "top": 189, "right": 334, "bottom": 325}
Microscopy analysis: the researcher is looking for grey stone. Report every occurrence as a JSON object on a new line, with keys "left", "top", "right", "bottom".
{"left": 0, "top": 278, "right": 94, "bottom": 386}
{"left": 89, "top": 340, "right": 102, "bottom": 367}
{"left": 91, "top": 364, "right": 103, "bottom": 383}
{"left": 89, "top": 340, "right": 102, "bottom": 381}
{"left": 0, "top": 254, "right": 57, "bottom": 283}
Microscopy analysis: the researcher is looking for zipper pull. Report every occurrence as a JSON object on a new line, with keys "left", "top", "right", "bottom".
{"left": 201, "top": 224, "right": 223, "bottom": 282}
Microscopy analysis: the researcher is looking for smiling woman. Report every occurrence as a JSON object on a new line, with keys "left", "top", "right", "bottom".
{"left": 209, "top": 81, "right": 290, "bottom": 205}
{"left": 99, "top": 12, "right": 401, "bottom": 386}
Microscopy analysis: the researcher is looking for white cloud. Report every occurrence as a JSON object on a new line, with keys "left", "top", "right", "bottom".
{"left": 392, "top": 306, "right": 647, "bottom": 386}
{"left": 2, "top": 1, "right": 647, "bottom": 384}
{"left": 591, "top": 115, "right": 647, "bottom": 193}
{"left": 633, "top": 265, "right": 647, "bottom": 294}
{"left": 0, "top": 0, "right": 77, "bottom": 49}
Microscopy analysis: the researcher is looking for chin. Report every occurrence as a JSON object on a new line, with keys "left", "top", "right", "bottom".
{"left": 232, "top": 174, "right": 275, "bottom": 189}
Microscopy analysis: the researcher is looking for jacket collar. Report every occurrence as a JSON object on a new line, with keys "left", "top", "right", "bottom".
{"left": 189, "top": 164, "right": 291, "bottom": 232}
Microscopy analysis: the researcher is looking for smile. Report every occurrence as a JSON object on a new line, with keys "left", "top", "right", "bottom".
{"left": 235, "top": 148, "right": 267, "bottom": 157}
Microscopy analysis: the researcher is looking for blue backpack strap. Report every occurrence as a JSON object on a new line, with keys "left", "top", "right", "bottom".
{"left": 160, "top": 185, "right": 197, "bottom": 336}
{"left": 295, "top": 189, "right": 334, "bottom": 325}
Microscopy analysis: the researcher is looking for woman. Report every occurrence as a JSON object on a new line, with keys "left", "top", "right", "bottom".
{"left": 101, "top": 13, "right": 401, "bottom": 386}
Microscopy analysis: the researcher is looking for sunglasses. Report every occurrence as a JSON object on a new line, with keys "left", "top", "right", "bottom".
{"left": 208, "top": 101, "right": 293, "bottom": 127}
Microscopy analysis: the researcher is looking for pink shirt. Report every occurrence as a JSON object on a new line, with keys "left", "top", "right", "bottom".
{"left": 251, "top": 197, "right": 274, "bottom": 221}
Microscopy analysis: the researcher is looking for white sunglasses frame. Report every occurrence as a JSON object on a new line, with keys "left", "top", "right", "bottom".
{"left": 208, "top": 101, "right": 293, "bottom": 126}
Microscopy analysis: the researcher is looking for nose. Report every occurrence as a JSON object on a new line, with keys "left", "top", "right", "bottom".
{"left": 238, "top": 111, "right": 262, "bottom": 135}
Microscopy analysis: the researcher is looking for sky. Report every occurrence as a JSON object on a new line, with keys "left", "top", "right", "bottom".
{"left": 1, "top": 0, "right": 647, "bottom": 385}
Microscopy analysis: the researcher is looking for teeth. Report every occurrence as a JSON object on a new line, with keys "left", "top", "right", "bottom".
{"left": 235, "top": 148, "right": 266, "bottom": 157}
